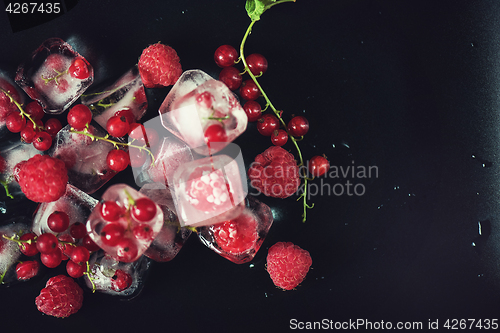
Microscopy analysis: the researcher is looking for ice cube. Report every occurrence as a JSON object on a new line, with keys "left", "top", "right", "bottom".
{"left": 197, "top": 196, "right": 273, "bottom": 264}
{"left": 0, "top": 218, "right": 32, "bottom": 284}
{"left": 32, "top": 184, "right": 98, "bottom": 239}
{"left": 48, "top": 122, "right": 123, "bottom": 194}
{"left": 81, "top": 66, "right": 147, "bottom": 129}
{"left": 139, "top": 183, "right": 191, "bottom": 262}
{"left": 15, "top": 38, "right": 94, "bottom": 114}
{"left": 159, "top": 69, "right": 247, "bottom": 156}
{"left": 0, "top": 138, "right": 42, "bottom": 197}
{"left": 169, "top": 148, "right": 247, "bottom": 228}
{"left": 131, "top": 121, "right": 195, "bottom": 187}
{"left": 86, "top": 184, "right": 164, "bottom": 263}
{"left": 83, "top": 250, "right": 151, "bottom": 298}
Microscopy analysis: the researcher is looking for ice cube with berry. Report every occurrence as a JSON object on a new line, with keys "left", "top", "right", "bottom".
{"left": 0, "top": 218, "right": 32, "bottom": 284}
{"left": 81, "top": 66, "right": 147, "bottom": 129}
{"left": 159, "top": 69, "right": 248, "bottom": 156}
{"left": 83, "top": 250, "right": 150, "bottom": 297}
{"left": 197, "top": 196, "right": 273, "bottom": 264}
{"left": 86, "top": 184, "right": 163, "bottom": 262}
{"left": 15, "top": 38, "right": 94, "bottom": 114}
{"left": 140, "top": 183, "right": 191, "bottom": 262}
{"left": 168, "top": 148, "right": 247, "bottom": 228}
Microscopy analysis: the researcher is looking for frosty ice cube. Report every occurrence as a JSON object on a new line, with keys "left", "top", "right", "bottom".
{"left": 169, "top": 149, "right": 247, "bottom": 228}
{"left": 197, "top": 196, "right": 273, "bottom": 264}
{"left": 140, "top": 183, "right": 191, "bottom": 262}
{"left": 0, "top": 218, "right": 32, "bottom": 285}
{"left": 0, "top": 138, "right": 42, "bottom": 197}
{"left": 81, "top": 66, "right": 147, "bottom": 129}
{"left": 159, "top": 69, "right": 247, "bottom": 156}
{"left": 83, "top": 250, "right": 151, "bottom": 298}
{"left": 48, "top": 122, "right": 122, "bottom": 194}
{"left": 32, "top": 184, "right": 98, "bottom": 240}
{"left": 15, "top": 38, "right": 94, "bottom": 114}
{"left": 131, "top": 121, "right": 195, "bottom": 186}
{"left": 86, "top": 184, "right": 163, "bottom": 263}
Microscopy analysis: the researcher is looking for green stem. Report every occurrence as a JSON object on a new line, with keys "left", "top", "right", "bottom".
{"left": 0, "top": 88, "right": 44, "bottom": 131}
{"left": 0, "top": 179, "right": 13, "bottom": 199}
{"left": 240, "top": 16, "right": 311, "bottom": 222}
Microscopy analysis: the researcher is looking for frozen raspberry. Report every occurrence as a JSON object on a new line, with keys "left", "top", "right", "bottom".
{"left": 186, "top": 166, "right": 234, "bottom": 213}
{"left": 212, "top": 213, "right": 258, "bottom": 254}
{"left": 35, "top": 275, "right": 83, "bottom": 318}
{"left": 138, "top": 43, "right": 182, "bottom": 88}
{"left": 248, "top": 146, "right": 300, "bottom": 199}
{"left": 16, "top": 154, "right": 68, "bottom": 203}
{"left": 266, "top": 242, "right": 312, "bottom": 290}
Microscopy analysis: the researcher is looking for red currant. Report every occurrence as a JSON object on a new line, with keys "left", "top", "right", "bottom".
{"left": 40, "top": 247, "right": 63, "bottom": 268}
{"left": 69, "top": 222, "right": 87, "bottom": 239}
{"left": 67, "top": 104, "right": 92, "bottom": 130}
{"left": 111, "top": 269, "right": 133, "bottom": 291}
{"left": 36, "top": 233, "right": 59, "bottom": 254}
{"left": 271, "top": 129, "right": 288, "bottom": 146}
{"left": 214, "top": 45, "right": 238, "bottom": 67}
{"left": 114, "top": 108, "right": 136, "bottom": 125}
{"left": 129, "top": 147, "right": 149, "bottom": 168}
{"left": 106, "top": 149, "right": 130, "bottom": 172}
{"left": 82, "top": 234, "right": 100, "bottom": 252}
{"left": 309, "top": 155, "right": 330, "bottom": 177}
{"left": 32, "top": 131, "right": 52, "bottom": 151}
{"left": 106, "top": 115, "right": 130, "bottom": 137}
{"left": 100, "top": 223, "right": 125, "bottom": 246}
{"left": 44, "top": 118, "right": 62, "bottom": 138}
{"left": 5, "top": 112, "right": 26, "bottom": 133}
{"left": 131, "top": 197, "right": 157, "bottom": 222}
{"left": 287, "top": 115, "right": 309, "bottom": 137}
{"left": 24, "top": 101, "right": 44, "bottom": 120}
{"left": 19, "top": 232, "right": 38, "bottom": 256}
{"left": 16, "top": 260, "right": 40, "bottom": 280}
{"left": 133, "top": 223, "right": 155, "bottom": 241}
{"left": 246, "top": 53, "right": 268, "bottom": 76}
{"left": 115, "top": 238, "right": 138, "bottom": 262}
{"left": 68, "top": 57, "right": 90, "bottom": 80}
{"left": 128, "top": 124, "right": 158, "bottom": 148}
{"left": 243, "top": 101, "right": 262, "bottom": 122}
{"left": 256, "top": 114, "right": 279, "bottom": 136}
{"left": 239, "top": 80, "right": 260, "bottom": 101}
{"left": 66, "top": 259, "right": 86, "bottom": 278}
{"left": 20, "top": 125, "right": 37, "bottom": 143}
{"left": 69, "top": 246, "right": 90, "bottom": 264}
{"left": 204, "top": 124, "right": 228, "bottom": 147}
{"left": 196, "top": 91, "right": 214, "bottom": 108}
{"left": 47, "top": 211, "right": 70, "bottom": 233}
{"left": 219, "top": 66, "right": 242, "bottom": 91}
{"left": 101, "top": 201, "right": 123, "bottom": 222}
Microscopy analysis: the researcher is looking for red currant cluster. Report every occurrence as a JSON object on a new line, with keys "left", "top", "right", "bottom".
{"left": 66, "top": 103, "right": 156, "bottom": 173}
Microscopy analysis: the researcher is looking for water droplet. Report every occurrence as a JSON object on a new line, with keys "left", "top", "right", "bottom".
{"left": 472, "top": 220, "right": 491, "bottom": 254}
{"left": 249, "top": 263, "right": 255, "bottom": 268}
{"left": 471, "top": 154, "right": 492, "bottom": 167}
{"left": 0, "top": 202, "right": 6, "bottom": 214}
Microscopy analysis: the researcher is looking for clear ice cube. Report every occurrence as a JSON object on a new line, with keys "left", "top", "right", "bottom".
{"left": 84, "top": 250, "right": 151, "bottom": 298}
{"left": 169, "top": 149, "right": 247, "bottom": 228}
{"left": 86, "top": 184, "right": 164, "bottom": 263}
{"left": 140, "top": 183, "right": 191, "bottom": 262}
{"left": 197, "top": 196, "right": 273, "bottom": 264}
{"left": 159, "top": 69, "right": 247, "bottom": 156}
{"left": 15, "top": 38, "right": 94, "bottom": 114}
{"left": 0, "top": 218, "right": 31, "bottom": 284}
{"left": 81, "top": 66, "right": 147, "bottom": 129}
{"left": 48, "top": 122, "right": 122, "bottom": 194}
{"left": 0, "top": 138, "right": 42, "bottom": 197}
{"left": 32, "top": 184, "right": 98, "bottom": 239}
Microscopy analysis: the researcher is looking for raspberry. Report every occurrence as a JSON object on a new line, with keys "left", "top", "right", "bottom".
{"left": 16, "top": 154, "right": 68, "bottom": 202}
{"left": 248, "top": 146, "right": 300, "bottom": 198}
{"left": 212, "top": 213, "right": 258, "bottom": 254}
{"left": 138, "top": 43, "right": 182, "bottom": 88}
{"left": 266, "top": 242, "right": 312, "bottom": 290}
{"left": 35, "top": 275, "right": 83, "bottom": 318}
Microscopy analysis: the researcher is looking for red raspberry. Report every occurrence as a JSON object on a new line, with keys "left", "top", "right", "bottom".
{"left": 138, "top": 43, "right": 182, "bottom": 88}
{"left": 248, "top": 146, "right": 300, "bottom": 198}
{"left": 35, "top": 275, "right": 84, "bottom": 318}
{"left": 16, "top": 154, "right": 68, "bottom": 202}
{"left": 266, "top": 242, "right": 312, "bottom": 290}
{"left": 212, "top": 213, "right": 258, "bottom": 254}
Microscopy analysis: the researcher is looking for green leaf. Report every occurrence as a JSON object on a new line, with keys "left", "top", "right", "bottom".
{"left": 245, "top": 0, "right": 266, "bottom": 21}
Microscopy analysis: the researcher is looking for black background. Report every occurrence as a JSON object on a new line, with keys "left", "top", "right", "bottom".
{"left": 2, "top": 0, "right": 500, "bottom": 332}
